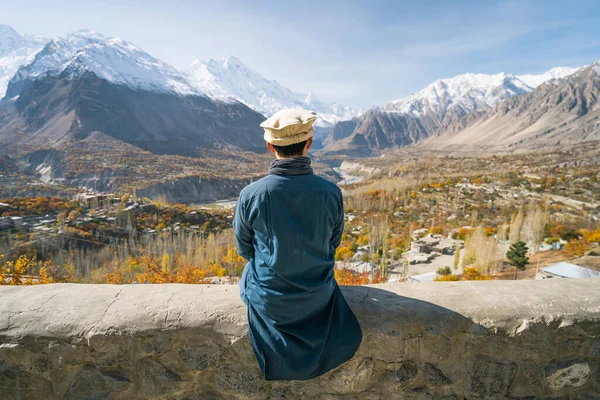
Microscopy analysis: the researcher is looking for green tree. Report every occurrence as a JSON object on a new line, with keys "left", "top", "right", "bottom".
{"left": 436, "top": 266, "right": 452, "bottom": 276}
{"left": 506, "top": 241, "right": 529, "bottom": 279}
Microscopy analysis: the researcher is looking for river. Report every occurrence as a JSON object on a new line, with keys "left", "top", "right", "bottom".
{"left": 333, "top": 167, "right": 363, "bottom": 186}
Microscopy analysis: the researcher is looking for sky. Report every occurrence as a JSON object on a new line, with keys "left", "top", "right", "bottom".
{"left": 2, "top": 0, "right": 600, "bottom": 109}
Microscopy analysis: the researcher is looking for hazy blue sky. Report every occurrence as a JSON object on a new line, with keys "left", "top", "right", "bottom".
{"left": 2, "top": 0, "right": 600, "bottom": 108}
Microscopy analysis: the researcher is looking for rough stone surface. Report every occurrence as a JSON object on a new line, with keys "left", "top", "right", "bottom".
{"left": 0, "top": 279, "right": 599, "bottom": 399}
{"left": 545, "top": 359, "right": 591, "bottom": 391}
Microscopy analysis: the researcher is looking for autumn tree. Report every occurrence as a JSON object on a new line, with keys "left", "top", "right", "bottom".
{"left": 564, "top": 238, "right": 590, "bottom": 258}
{"left": 453, "top": 244, "right": 460, "bottom": 271}
{"left": 68, "top": 209, "right": 82, "bottom": 222}
{"left": 509, "top": 208, "right": 524, "bottom": 243}
{"left": 506, "top": 241, "right": 529, "bottom": 279}
{"left": 521, "top": 202, "right": 547, "bottom": 254}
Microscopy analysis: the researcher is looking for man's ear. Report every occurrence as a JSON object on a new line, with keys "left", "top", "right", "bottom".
{"left": 266, "top": 142, "right": 276, "bottom": 154}
{"left": 305, "top": 137, "right": 313, "bottom": 153}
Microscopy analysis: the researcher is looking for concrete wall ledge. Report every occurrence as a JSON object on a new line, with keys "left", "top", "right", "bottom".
{"left": 1, "top": 279, "right": 599, "bottom": 399}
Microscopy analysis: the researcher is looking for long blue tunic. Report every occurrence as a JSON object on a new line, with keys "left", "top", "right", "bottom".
{"left": 233, "top": 160, "right": 362, "bottom": 380}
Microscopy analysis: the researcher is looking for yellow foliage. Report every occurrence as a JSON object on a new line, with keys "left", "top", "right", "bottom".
{"left": 356, "top": 235, "right": 369, "bottom": 246}
{"left": 434, "top": 275, "right": 459, "bottom": 282}
{"left": 335, "top": 246, "right": 354, "bottom": 261}
{"left": 564, "top": 238, "right": 591, "bottom": 258}
{"left": 581, "top": 228, "right": 600, "bottom": 243}
{"left": 462, "top": 267, "right": 492, "bottom": 281}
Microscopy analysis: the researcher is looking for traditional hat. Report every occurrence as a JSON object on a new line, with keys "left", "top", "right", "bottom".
{"left": 260, "top": 109, "right": 318, "bottom": 146}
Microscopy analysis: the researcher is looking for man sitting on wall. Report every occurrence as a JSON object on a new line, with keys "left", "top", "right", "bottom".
{"left": 234, "top": 109, "right": 362, "bottom": 380}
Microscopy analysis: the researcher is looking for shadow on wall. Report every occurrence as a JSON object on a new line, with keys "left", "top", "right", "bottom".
{"left": 203, "top": 285, "right": 503, "bottom": 399}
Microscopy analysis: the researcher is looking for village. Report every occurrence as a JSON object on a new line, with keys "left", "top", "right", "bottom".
{"left": 1, "top": 146, "right": 600, "bottom": 286}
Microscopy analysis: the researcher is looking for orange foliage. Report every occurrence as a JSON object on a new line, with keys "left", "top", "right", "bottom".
{"left": 1, "top": 244, "right": 247, "bottom": 285}
{"left": 334, "top": 268, "right": 384, "bottom": 286}
{"left": 335, "top": 269, "right": 366, "bottom": 285}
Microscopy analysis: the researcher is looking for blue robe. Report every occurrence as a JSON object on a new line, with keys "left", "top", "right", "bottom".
{"left": 233, "top": 158, "right": 362, "bottom": 380}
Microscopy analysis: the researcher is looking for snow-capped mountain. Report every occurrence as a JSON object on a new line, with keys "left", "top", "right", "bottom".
{"left": 0, "top": 24, "right": 47, "bottom": 98}
{"left": 322, "top": 65, "right": 583, "bottom": 156}
{"left": 382, "top": 67, "right": 580, "bottom": 118}
{"left": 0, "top": 27, "right": 265, "bottom": 156}
{"left": 6, "top": 29, "right": 211, "bottom": 100}
{"left": 423, "top": 60, "right": 600, "bottom": 150}
{"left": 517, "top": 66, "right": 581, "bottom": 88}
{"left": 188, "top": 57, "right": 361, "bottom": 126}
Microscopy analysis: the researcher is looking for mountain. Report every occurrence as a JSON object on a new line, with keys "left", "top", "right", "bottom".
{"left": 384, "top": 73, "right": 526, "bottom": 118}
{"left": 421, "top": 61, "right": 600, "bottom": 151}
{"left": 318, "top": 110, "right": 430, "bottom": 157}
{"left": 517, "top": 67, "right": 580, "bottom": 88}
{"left": 321, "top": 66, "right": 581, "bottom": 155}
{"left": 0, "top": 29, "right": 265, "bottom": 156}
{"left": 0, "top": 24, "right": 47, "bottom": 99}
{"left": 188, "top": 57, "right": 361, "bottom": 127}
{"left": 6, "top": 30, "right": 209, "bottom": 99}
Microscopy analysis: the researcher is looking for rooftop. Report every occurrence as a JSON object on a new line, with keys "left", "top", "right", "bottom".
{"left": 541, "top": 262, "right": 600, "bottom": 279}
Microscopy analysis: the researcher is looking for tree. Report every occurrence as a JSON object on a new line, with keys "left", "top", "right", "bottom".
{"left": 68, "top": 209, "right": 82, "bottom": 223}
{"left": 564, "top": 238, "right": 590, "bottom": 258}
{"left": 509, "top": 209, "right": 524, "bottom": 243}
{"left": 506, "top": 241, "right": 529, "bottom": 279}
{"left": 453, "top": 242, "right": 460, "bottom": 271}
{"left": 436, "top": 266, "right": 452, "bottom": 276}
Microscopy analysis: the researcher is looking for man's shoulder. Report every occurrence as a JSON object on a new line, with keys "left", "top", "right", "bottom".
{"left": 239, "top": 175, "right": 273, "bottom": 200}
{"left": 240, "top": 174, "right": 341, "bottom": 199}
{"left": 310, "top": 174, "right": 342, "bottom": 196}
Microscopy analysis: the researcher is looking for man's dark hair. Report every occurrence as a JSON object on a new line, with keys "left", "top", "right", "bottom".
{"left": 271, "top": 140, "right": 308, "bottom": 157}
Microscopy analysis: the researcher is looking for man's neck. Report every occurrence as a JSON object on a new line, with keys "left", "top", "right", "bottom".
{"left": 274, "top": 154, "right": 309, "bottom": 160}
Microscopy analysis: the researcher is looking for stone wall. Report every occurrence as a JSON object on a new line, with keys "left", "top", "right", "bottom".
{"left": 1, "top": 279, "right": 599, "bottom": 399}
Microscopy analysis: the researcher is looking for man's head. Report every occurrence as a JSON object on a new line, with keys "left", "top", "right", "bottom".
{"left": 267, "top": 139, "right": 312, "bottom": 158}
{"left": 260, "top": 109, "right": 317, "bottom": 159}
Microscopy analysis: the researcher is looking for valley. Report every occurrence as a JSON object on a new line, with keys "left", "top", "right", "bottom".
{"left": 2, "top": 145, "right": 599, "bottom": 286}
{"left": 1, "top": 23, "right": 599, "bottom": 287}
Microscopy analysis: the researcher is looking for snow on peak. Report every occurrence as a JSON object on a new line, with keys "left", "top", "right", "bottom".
{"left": 187, "top": 57, "right": 360, "bottom": 125}
{"left": 9, "top": 29, "right": 207, "bottom": 97}
{"left": 517, "top": 66, "right": 581, "bottom": 88}
{"left": 0, "top": 24, "right": 48, "bottom": 98}
{"left": 384, "top": 66, "right": 581, "bottom": 118}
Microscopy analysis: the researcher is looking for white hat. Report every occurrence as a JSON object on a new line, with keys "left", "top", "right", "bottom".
{"left": 260, "top": 109, "right": 318, "bottom": 146}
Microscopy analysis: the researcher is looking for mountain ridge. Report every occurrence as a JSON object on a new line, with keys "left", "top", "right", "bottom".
{"left": 321, "top": 65, "right": 583, "bottom": 155}
{"left": 188, "top": 56, "right": 361, "bottom": 127}
{"left": 0, "top": 27, "right": 266, "bottom": 157}
{"left": 420, "top": 60, "right": 600, "bottom": 151}
{"left": 0, "top": 24, "right": 48, "bottom": 99}
{"left": 5, "top": 29, "right": 214, "bottom": 100}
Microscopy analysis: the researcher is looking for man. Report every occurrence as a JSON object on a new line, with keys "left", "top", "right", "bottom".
{"left": 233, "top": 109, "right": 362, "bottom": 381}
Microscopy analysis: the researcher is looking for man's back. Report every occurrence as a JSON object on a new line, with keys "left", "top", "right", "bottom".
{"left": 234, "top": 161, "right": 362, "bottom": 380}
